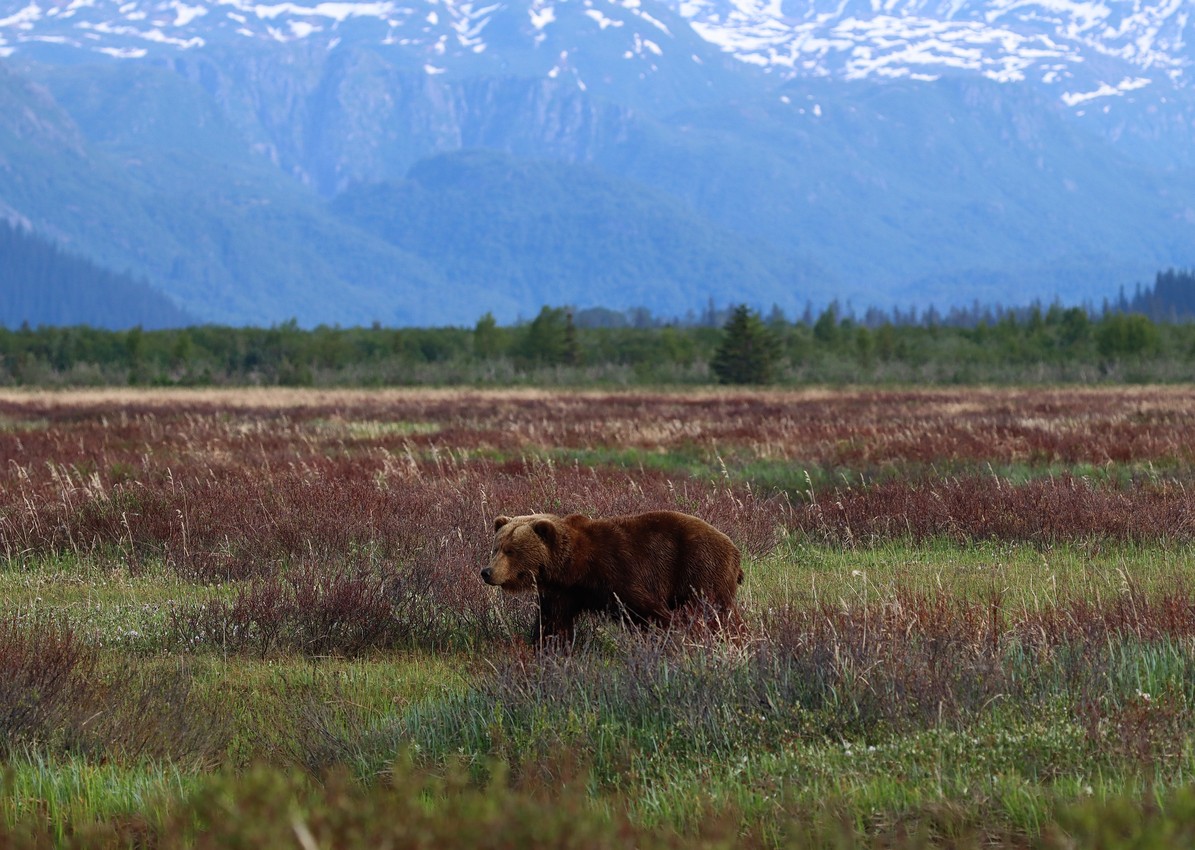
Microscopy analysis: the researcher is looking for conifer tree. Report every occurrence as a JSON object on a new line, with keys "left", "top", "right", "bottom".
{"left": 562, "top": 309, "right": 581, "bottom": 366}
{"left": 473, "top": 312, "right": 503, "bottom": 359}
{"left": 517, "top": 306, "right": 575, "bottom": 366}
{"left": 710, "top": 304, "right": 780, "bottom": 384}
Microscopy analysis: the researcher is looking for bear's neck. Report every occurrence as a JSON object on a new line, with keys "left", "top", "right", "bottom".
{"left": 541, "top": 530, "right": 574, "bottom": 586}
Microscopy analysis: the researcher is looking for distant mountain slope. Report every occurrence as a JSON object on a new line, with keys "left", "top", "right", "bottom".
{"left": 1, "top": 1, "right": 1194, "bottom": 326}
{"left": 0, "top": 60, "right": 471, "bottom": 327}
{"left": 0, "top": 222, "right": 195, "bottom": 329}
{"left": 597, "top": 77, "right": 1195, "bottom": 308}
{"left": 331, "top": 149, "right": 818, "bottom": 319}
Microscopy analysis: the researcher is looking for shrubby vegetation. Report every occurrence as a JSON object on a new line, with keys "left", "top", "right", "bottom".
{"left": 4, "top": 389, "right": 1195, "bottom": 847}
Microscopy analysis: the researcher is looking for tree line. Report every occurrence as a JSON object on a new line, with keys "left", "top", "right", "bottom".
{"left": 2, "top": 298, "right": 1193, "bottom": 387}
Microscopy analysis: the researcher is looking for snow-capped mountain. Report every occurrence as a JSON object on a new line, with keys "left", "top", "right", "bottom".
{"left": 677, "top": 0, "right": 1195, "bottom": 169}
{"left": 3, "top": 0, "right": 1191, "bottom": 110}
{"left": 681, "top": 1, "right": 1191, "bottom": 97}
{"left": 0, "top": 0, "right": 1193, "bottom": 326}
{"left": 0, "top": 0, "right": 732, "bottom": 88}
{"left": 4, "top": 0, "right": 1195, "bottom": 166}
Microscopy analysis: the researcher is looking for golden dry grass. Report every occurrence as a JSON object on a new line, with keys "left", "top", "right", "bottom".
{"left": 4, "top": 384, "right": 1195, "bottom": 469}
{"left": 1, "top": 384, "right": 1192, "bottom": 406}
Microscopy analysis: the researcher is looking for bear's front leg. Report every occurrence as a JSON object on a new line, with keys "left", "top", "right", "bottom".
{"left": 533, "top": 590, "right": 581, "bottom": 647}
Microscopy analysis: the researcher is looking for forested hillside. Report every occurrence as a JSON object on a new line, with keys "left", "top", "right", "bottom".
{"left": 0, "top": 222, "right": 194, "bottom": 329}
{"left": 330, "top": 150, "right": 812, "bottom": 317}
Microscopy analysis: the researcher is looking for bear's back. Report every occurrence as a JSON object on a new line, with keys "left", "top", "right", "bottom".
{"left": 563, "top": 510, "right": 740, "bottom": 610}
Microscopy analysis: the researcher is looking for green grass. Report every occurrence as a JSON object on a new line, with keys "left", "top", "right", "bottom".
{"left": 189, "top": 654, "right": 473, "bottom": 767}
{"left": 546, "top": 446, "right": 1195, "bottom": 504}
{"left": 616, "top": 711, "right": 1110, "bottom": 835}
{"left": 5, "top": 499, "right": 1195, "bottom": 846}
{"left": 1, "top": 555, "right": 220, "bottom": 653}
{"left": 1, "top": 652, "right": 478, "bottom": 842}
{"left": 743, "top": 537, "right": 1194, "bottom": 611}
{"left": 1, "top": 754, "right": 192, "bottom": 839}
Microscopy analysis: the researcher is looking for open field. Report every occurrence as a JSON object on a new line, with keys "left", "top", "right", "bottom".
{"left": 3, "top": 386, "right": 1195, "bottom": 848}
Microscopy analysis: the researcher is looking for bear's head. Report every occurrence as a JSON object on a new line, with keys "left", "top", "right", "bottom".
{"left": 481, "top": 513, "right": 561, "bottom": 592}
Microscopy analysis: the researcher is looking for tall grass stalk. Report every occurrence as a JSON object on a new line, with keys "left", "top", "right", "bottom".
{"left": 1, "top": 753, "right": 192, "bottom": 839}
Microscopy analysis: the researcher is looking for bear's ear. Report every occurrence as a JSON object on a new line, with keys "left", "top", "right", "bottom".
{"left": 493, "top": 515, "right": 511, "bottom": 532}
{"left": 531, "top": 519, "right": 558, "bottom": 547}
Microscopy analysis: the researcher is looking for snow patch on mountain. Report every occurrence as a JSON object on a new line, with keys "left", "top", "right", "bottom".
{"left": 672, "top": 0, "right": 1192, "bottom": 108}
{"left": 527, "top": 1, "right": 553, "bottom": 30}
{"left": 0, "top": 2, "right": 41, "bottom": 29}
{"left": 1062, "top": 74, "right": 1150, "bottom": 106}
{"left": 0, "top": 0, "right": 1191, "bottom": 113}
{"left": 585, "top": 7, "right": 621, "bottom": 30}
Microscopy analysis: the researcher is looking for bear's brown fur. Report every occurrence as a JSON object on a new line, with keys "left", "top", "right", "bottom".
{"left": 482, "top": 510, "right": 742, "bottom": 642}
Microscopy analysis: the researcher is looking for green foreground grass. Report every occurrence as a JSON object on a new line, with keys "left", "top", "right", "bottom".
{"left": 4, "top": 540, "right": 1195, "bottom": 847}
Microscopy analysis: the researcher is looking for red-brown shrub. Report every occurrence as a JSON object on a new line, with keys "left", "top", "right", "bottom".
{"left": 0, "top": 614, "right": 96, "bottom": 752}
{"left": 797, "top": 474, "right": 1195, "bottom": 544}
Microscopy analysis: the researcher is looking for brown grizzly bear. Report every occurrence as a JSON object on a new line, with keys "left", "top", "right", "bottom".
{"left": 482, "top": 510, "right": 742, "bottom": 642}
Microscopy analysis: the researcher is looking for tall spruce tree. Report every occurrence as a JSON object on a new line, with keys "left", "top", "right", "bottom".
{"left": 517, "top": 306, "right": 580, "bottom": 366}
{"left": 711, "top": 304, "right": 780, "bottom": 384}
{"left": 473, "top": 312, "right": 503, "bottom": 359}
{"left": 562, "top": 309, "right": 581, "bottom": 366}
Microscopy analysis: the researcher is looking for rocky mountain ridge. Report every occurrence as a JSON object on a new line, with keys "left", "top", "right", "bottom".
{"left": 5, "top": 0, "right": 1189, "bottom": 104}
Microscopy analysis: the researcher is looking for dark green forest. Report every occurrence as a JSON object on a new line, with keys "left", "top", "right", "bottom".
{"left": 2, "top": 292, "right": 1194, "bottom": 387}
{"left": 0, "top": 222, "right": 196, "bottom": 329}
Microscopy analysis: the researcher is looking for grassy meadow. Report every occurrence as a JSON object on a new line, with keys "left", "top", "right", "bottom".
{"left": 3, "top": 386, "right": 1195, "bottom": 848}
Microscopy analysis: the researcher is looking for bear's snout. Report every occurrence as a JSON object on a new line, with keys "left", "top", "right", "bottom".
{"left": 481, "top": 567, "right": 495, "bottom": 584}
